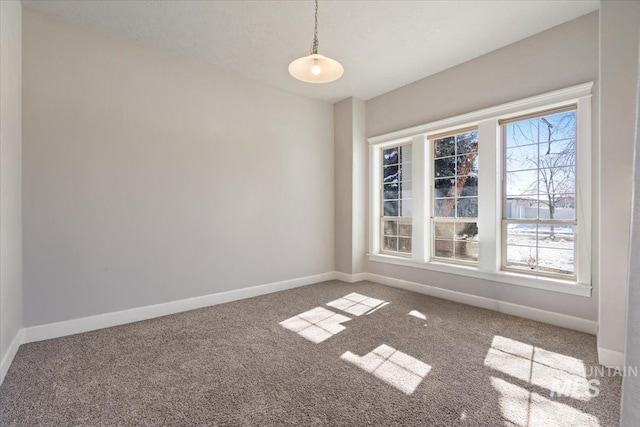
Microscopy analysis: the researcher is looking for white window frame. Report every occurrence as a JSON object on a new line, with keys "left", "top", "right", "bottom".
{"left": 379, "top": 142, "right": 413, "bottom": 257}
{"left": 500, "top": 105, "right": 579, "bottom": 280}
{"left": 367, "top": 83, "right": 593, "bottom": 297}
{"left": 429, "top": 127, "right": 480, "bottom": 266}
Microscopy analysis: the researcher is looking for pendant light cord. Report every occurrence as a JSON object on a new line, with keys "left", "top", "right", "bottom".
{"left": 311, "top": 0, "right": 319, "bottom": 54}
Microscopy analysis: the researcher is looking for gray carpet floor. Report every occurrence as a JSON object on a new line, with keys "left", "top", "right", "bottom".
{"left": 0, "top": 281, "right": 622, "bottom": 426}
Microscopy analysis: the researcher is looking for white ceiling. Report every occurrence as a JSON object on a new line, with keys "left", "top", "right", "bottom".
{"left": 22, "top": 0, "right": 599, "bottom": 104}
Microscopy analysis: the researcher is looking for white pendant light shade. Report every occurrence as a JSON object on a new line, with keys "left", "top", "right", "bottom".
{"left": 288, "top": 53, "right": 344, "bottom": 84}
{"left": 289, "top": 0, "right": 343, "bottom": 84}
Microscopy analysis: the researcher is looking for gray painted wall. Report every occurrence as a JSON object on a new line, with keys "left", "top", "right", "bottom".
{"left": 0, "top": 0, "right": 23, "bottom": 368}
{"left": 599, "top": 0, "right": 640, "bottom": 361}
{"left": 22, "top": 10, "right": 335, "bottom": 327}
{"left": 334, "top": 97, "right": 366, "bottom": 275}
{"left": 334, "top": 99, "right": 354, "bottom": 274}
{"left": 364, "top": 13, "right": 600, "bottom": 321}
{"left": 622, "top": 19, "right": 640, "bottom": 427}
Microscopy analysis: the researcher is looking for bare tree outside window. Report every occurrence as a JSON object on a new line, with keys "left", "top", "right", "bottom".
{"left": 503, "top": 108, "right": 577, "bottom": 276}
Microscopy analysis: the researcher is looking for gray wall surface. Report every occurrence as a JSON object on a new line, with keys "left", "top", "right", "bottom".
{"left": 622, "top": 22, "right": 640, "bottom": 427}
{"left": 334, "top": 97, "right": 366, "bottom": 275}
{"left": 364, "top": 12, "right": 600, "bottom": 321}
{"left": 334, "top": 99, "right": 354, "bottom": 274}
{"left": 0, "top": 0, "right": 23, "bottom": 368}
{"left": 599, "top": 0, "right": 640, "bottom": 360}
{"left": 22, "top": 10, "right": 335, "bottom": 327}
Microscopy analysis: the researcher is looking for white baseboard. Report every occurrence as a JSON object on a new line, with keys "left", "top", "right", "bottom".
{"left": 334, "top": 271, "right": 368, "bottom": 283}
{"left": 23, "top": 271, "right": 337, "bottom": 345}
{"left": 3, "top": 269, "right": 602, "bottom": 386}
{"left": 598, "top": 347, "right": 626, "bottom": 368}
{"left": 363, "top": 272, "right": 598, "bottom": 335}
{"left": 0, "top": 329, "right": 25, "bottom": 385}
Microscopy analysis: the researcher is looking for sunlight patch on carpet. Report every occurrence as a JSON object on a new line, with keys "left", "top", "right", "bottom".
{"left": 341, "top": 344, "right": 431, "bottom": 395}
{"left": 326, "top": 293, "right": 386, "bottom": 316}
{"left": 280, "top": 307, "right": 351, "bottom": 343}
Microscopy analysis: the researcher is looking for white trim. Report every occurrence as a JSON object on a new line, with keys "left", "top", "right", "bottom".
{"left": 411, "top": 135, "right": 427, "bottom": 263}
{"left": 22, "top": 272, "right": 337, "bottom": 345}
{"left": 369, "top": 145, "right": 381, "bottom": 254}
{"left": 0, "top": 329, "right": 25, "bottom": 385}
{"left": 364, "top": 272, "right": 597, "bottom": 334}
{"left": 334, "top": 271, "right": 368, "bottom": 283}
{"left": 368, "top": 253, "right": 591, "bottom": 297}
{"left": 368, "top": 82, "right": 594, "bottom": 145}
{"left": 576, "top": 96, "right": 592, "bottom": 285}
{"left": 477, "top": 119, "right": 501, "bottom": 272}
{"left": 598, "top": 347, "right": 626, "bottom": 368}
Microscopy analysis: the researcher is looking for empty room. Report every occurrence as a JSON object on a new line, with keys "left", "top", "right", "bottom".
{"left": 1, "top": 0, "right": 640, "bottom": 425}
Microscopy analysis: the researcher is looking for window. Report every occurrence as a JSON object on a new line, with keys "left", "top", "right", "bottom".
{"left": 368, "top": 83, "right": 592, "bottom": 295}
{"left": 501, "top": 106, "right": 577, "bottom": 278}
{"left": 431, "top": 128, "right": 479, "bottom": 264}
{"left": 381, "top": 144, "right": 412, "bottom": 255}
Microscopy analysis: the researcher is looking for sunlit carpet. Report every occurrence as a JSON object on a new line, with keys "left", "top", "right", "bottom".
{"left": 0, "top": 281, "right": 622, "bottom": 426}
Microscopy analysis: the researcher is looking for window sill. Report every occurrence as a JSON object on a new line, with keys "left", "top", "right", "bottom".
{"left": 367, "top": 253, "right": 592, "bottom": 297}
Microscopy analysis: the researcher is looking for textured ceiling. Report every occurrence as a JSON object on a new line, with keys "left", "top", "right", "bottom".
{"left": 22, "top": 0, "right": 599, "bottom": 103}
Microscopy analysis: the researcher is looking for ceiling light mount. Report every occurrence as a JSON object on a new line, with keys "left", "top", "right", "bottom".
{"left": 289, "top": 0, "right": 343, "bottom": 84}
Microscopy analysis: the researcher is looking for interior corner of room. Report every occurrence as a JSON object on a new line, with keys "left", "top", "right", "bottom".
{"left": 1, "top": 0, "right": 640, "bottom": 426}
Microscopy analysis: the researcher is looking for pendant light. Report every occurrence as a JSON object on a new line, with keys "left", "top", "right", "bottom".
{"left": 289, "top": 0, "right": 344, "bottom": 84}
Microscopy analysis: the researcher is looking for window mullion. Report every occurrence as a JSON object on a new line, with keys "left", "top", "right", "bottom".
{"left": 477, "top": 119, "right": 500, "bottom": 272}
{"left": 411, "top": 135, "right": 427, "bottom": 262}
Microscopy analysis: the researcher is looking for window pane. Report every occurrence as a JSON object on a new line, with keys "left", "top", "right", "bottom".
{"left": 459, "top": 175, "right": 478, "bottom": 197}
{"left": 538, "top": 249, "right": 574, "bottom": 276}
{"left": 383, "top": 183, "right": 399, "bottom": 200}
{"left": 383, "top": 236, "right": 398, "bottom": 252}
{"left": 434, "top": 178, "right": 455, "bottom": 198}
{"left": 506, "top": 223, "right": 536, "bottom": 247}
{"left": 435, "top": 136, "right": 455, "bottom": 158}
{"left": 383, "top": 221, "right": 397, "bottom": 236}
{"left": 505, "top": 197, "right": 539, "bottom": 220}
{"left": 400, "top": 144, "right": 412, "bottom": 163}
{"left": 505, "top": 223, "right": 575, "bottom": 277}
{"left": 539, "top": 167, "right": 575, "bottom": 194}
{"left": 506, "top": 144, "right": 538, "bottom": 171}
{"left": 400, "top": 199, "right": 413, "bottom": 216}
{"left": 506, "top": 245, "right": 538, "bottom": 271}
{"left": 384, "top": 181, "right": 412, "bottom": 201}
{"left": 384, "top": 201, "right": 399, "bottom": 216}
{"left": 456, "top": 131, "right": 478, "bottom": 155}
{"left": 506, "top": 170, "right": 538, "bottom": 197}
{"left": 455, "top": 222, "right": 478, "bottom": 241}
{"left": 539, "top": 139, "right": 575, "bottom": 168}
{"left": 540, "top": 110, "right": 577, "bottom": 142}
{"left": 398, "top": 223, "right": 412, "bottom": 237}
{"left": 505, "top": 119, "right": 538, "bottom": 148}
{"left": 398, "top": 238, "right": 412, "bottom": 253}
{"left": 538, "top": 194, "right": 576, "bottom": 220}
{"left": 456, "top": 198, "right": 478, "bottom": 218}
{"left": 383, "top": 164, "right": 399, "bottom": 183}
{"left": 457, "top": 154, "right": 478, "bottom": 175}
{"left": 434, "top": 199, "right": 455, "bottom": 217}
{"left": 455, "top": 241, "right": 478, "bottom": 262}
{"left": 434, "top": 222, "right": 454, "bottom": 239}
{"left": 435, "top": 157, "right": 456, "bottom": 178}
{"left": 537, "top": 225, "right": 575, "bottom": 250}
{"left": 434, "top": 240, "right": 454, "bottom": 258}
{"left": 402, "top": 161, "right": 413, "bottom": 181}
{"left": 383, "top": 147, "right": 399, "bottom": 166}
